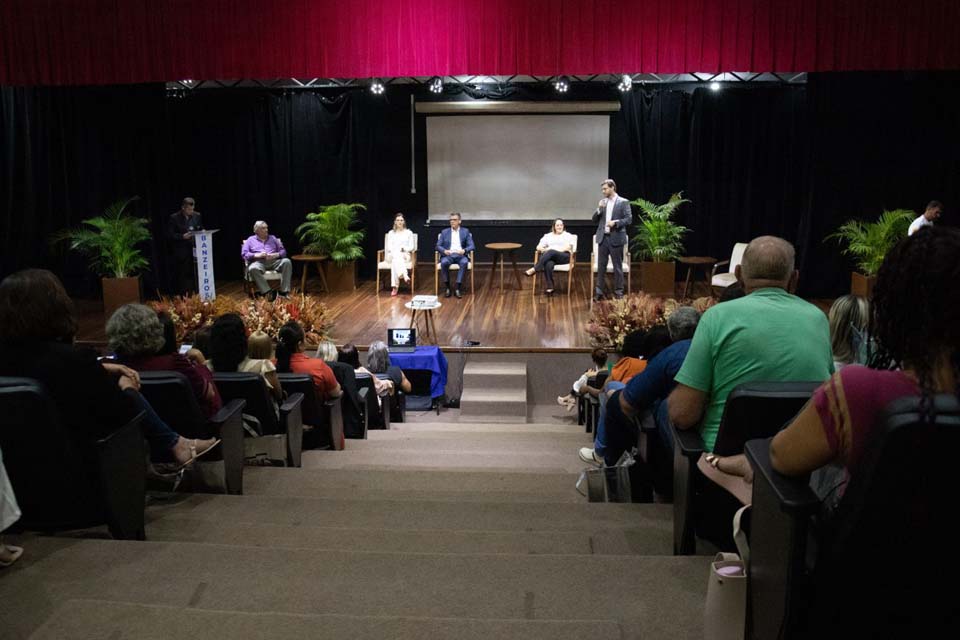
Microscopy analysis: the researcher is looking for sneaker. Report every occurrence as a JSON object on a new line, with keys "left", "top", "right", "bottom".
{"left": 525, "top": 267, "right": 535, "bottom": 276}
{"left": 578, "top": 447, "right": 603, "bottom": 467}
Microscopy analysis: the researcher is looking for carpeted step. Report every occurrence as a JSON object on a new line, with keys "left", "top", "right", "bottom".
{"left": 299, "top": 447, "right": 589, "bottom": 473}
{"left": 387, "top": 421, "right": 583, "bottom": 434}
{"left": 349, "top": 431, "right": 589, "bottom": 453}
{"left": 458, "top": 389, "right": 527, "bottom": 420}
{"left": 3, "top": 538, "right": 708, "bottom": 640}
{"left": 242, "top": 467, "right": 586, "bottom": 503}
{"left": 462, "top": 362, "right": 527, "bottom": 391}
{"left": 27, "top": 600, "right": 622, "bottom": 640}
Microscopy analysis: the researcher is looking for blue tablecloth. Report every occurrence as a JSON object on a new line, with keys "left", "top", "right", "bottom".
{"left": 390, "top": 346, "right": 448, "bottom": 399}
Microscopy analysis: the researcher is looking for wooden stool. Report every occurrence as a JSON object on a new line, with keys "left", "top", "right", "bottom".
{"left": 678, "top": 256, "right": 718, "bottom": 299}
{"left": 292, "top": 254, "right": 329, "bottom": 294}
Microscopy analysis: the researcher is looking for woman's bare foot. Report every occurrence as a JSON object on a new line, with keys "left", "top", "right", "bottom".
{"left": 525, "top": 267, "right": 535, "bottom": 276}
{"left": 0, "top": 541, "right": 23, "bottom": 568}
{"left": 171, "top": 437, "right": 220, "bottom": 468}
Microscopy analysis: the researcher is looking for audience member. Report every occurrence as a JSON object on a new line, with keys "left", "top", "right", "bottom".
{"left": 579, "top": 307, "right": 701, "bottom": 467}
{"left": 314, "top": 340, "right": 364, "bottom": 439}
{"left": 157, "top": 311, "right": 178, "bottom": 355}
{"left": 0, "top": 447, "right": 22, "bottom": 567}
{"left": 769, "top": 227, "right": 959, "bottom": 502}
{"left": 0, "top": 269, "right": 218, "bottom": 469}
{"left": 275, "top": 321, "right": 342, "bottom": 400}
{"left": 557, "top": 347, "right": 608, "bottom": 411}
{"left": 337, "top": 343, "right": 362, "bottom": 369}
{"left": 828, "top": 295, "right": 869, "bottom": 370}
{"left": 106, "top": 304, "right": 222, "bottom": 418}
{"left": 581, "top": 330, "right": 648, "bottom": 400}
{"left": 366, "top": 341, "right": 412, "bottom": 394}
{"left": 186, "top": 325, "right": 213, "bottom": 366}
{"left": 208, "top": 314, "right": 283, "bottom": 406}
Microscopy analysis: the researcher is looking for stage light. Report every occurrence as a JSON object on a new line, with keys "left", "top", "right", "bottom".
{"left": 553, "top": 76, "right": 570, "bottom": 93}
{"left": 370, "top": 79, "right": 385, "bottom": 95}
{"left": 617, "top": 74, "right": 633, "bottom": 92}
{"left": 428, "top": 76, "right": 443, "bottom": 94}
{"left": 710, "top": 81, "right": 721, "bottom": 91}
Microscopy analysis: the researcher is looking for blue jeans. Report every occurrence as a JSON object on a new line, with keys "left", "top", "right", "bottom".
{"left": 440, "top": 254, "right": 469, "bottom": 285}
{"left": 124, "top": 389, "right": 180, "bottom": 462}
{"left": 594, "top": 381, "right": 625, "bottom": 463}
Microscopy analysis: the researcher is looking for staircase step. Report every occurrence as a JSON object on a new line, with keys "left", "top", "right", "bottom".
{"left": 459, "top": 389, "right": 527, "bottom": 418}
{"left": 242, "top": 467, "right": 586, "bottom": 503}
{"left": 462, "top": 362, "right": 527, "bottom": 390}
{"left": 28, "top": 600, "right": 622, "bottom": 640}
{"left": 356, "top": 431, "right": 587, "bottom": 452}
{"left": 299, "top": 448, "right": 588, "bottom": 473}
{"left": 387, "top": 422, "right": 583, "bottom": 434}
{"left": 4, "top": 538, "right": 708, "bottom": 640}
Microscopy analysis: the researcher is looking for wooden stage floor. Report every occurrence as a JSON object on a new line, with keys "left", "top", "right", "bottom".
{"left": 75, "top": 268, "right": 829, "bottom": 351}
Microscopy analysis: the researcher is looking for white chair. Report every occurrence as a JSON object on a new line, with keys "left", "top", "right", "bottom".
{"left": 711, "top": 242, "right": 748, "bottom": 295}
{"left": 376, "top": 233, "right": 418, "bottom": 294}
{"left": 434, "top": 249, "right": 475, "bottom": 295}
{"left": 241, "top": 243, "right": 282, "bottom": 297}
{"left": 590, "top": 237, "right": 631, "bottom": 306}
{"left": 532, "top": 235, "right": 578, "bottom": 298}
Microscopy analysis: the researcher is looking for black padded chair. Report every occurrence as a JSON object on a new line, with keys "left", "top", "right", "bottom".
{"left": 138, "top": 371, "right": 246, "bottom": 495}
{"left": 326, "top": 360, "right": 365, "bottom": 439}
{"left": 0, "top": 377, "right": 146, "bottom": 539}
{"left": 745, "top": 393, "right": 960, "bottom": 639}
{"left": 582, "top": 370, "right": 609, "bottom": 435}
{"left": 212, "top": 371, "right": 304, "bottom": 467}
{"left": 355, "top": 372, "right": 391, "bottom": 430}
{"left": 374, "top": 372, "right": 406, "bottom": 425}
{"left": 672, "top": 381, "right": 820, "bottom": 555}
{"left": 276, "top": 372, "right": 345, "bottom": 451}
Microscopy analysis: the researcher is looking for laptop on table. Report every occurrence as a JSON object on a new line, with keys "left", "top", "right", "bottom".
{"left": 387, "top": 327, "right": 417, "bottom": 353}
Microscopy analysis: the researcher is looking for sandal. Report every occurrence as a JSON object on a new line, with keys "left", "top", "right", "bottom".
{"left": 0, "top": 543, "right": 24, "bottom": 568}
{"left": 174, "top": 437, "right": 221, "bottom": 471}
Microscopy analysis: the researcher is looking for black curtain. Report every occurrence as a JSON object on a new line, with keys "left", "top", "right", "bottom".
{"left": 3, "top": 72, "right": 959, "bottom": 299}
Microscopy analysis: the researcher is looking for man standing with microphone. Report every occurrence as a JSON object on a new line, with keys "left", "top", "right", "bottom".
{"left": 592, "top": 179, "right": 632, "bottom": 301}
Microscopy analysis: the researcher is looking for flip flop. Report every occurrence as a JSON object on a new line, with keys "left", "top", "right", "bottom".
{"left": 0, "top": 544, "right": 24, "bottom": 568}
{"left": 174, "top": 438, "right": 221, "bottom": 472}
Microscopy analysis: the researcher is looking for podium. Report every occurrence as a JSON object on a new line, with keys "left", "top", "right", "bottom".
{"left": 186, "top": 229, "right": 219, "bottom": 301}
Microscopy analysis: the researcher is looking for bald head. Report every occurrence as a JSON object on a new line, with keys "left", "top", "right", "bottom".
{"left": 737, "top": 236, "right": 796, "bottom": 291}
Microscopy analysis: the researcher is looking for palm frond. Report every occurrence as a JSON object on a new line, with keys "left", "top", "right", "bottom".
{"left": 826, "top": 208, "right": 914, "bottom": 276}
{"left": 629, "top": 192, "right": 691, "bottom": 262}
{"left": 51, "top": 196, "right": 151, "bottom": 278}
{"left": 296, "top": 203, "right": 367, "bottom": 266}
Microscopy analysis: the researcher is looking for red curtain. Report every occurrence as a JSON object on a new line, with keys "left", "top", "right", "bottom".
{"left": 2, "top": 1, "right": 958, "bottom": 86}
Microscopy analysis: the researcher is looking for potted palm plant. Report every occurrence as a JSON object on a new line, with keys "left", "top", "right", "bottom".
{"left": 53, "top": 196, "right": 151, "bottom": 317}
{"left": 630, "top": 192, "right": 690, "bottom": 297}
{"left": 295, "top": 203, "right": 366, "bottom": 291}
{"left": 827, "top": 209, "right": 914, "bottom": 297}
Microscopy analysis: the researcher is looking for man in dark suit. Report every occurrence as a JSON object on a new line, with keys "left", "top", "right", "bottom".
{"left": 435, "top": 212, "right": 475, "bottom": 298}
{"left": 167, "top": 197, "right": 204, "bottom": 294}
{"left": 592, "top": 179, "right": 632, "bottom": 300}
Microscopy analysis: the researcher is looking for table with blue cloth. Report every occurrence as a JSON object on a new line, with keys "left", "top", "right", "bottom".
{"left": 389, "top": 346, "right": 448, "bottom": 399}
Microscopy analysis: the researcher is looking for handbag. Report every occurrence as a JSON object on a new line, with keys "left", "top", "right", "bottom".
{"left": 703, "top": 505, "right": 751, "bottom": 640}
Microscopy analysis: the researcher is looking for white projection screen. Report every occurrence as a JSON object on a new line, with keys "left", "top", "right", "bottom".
{"left": 427, "top": 115, "right": 609, "bottom": 221}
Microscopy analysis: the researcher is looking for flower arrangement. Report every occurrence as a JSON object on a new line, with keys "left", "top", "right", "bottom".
{"left": 586, "top": 293, "right": 715, "bottom": 350}
{"left": 149, "top": 293, "right": 333, "bottom": 345}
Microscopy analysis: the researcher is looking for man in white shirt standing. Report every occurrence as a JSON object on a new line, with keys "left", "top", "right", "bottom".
{"left": 592, "top": 179, "right": 632, "bottom": 301}
{"left": 908, "top": 200, "right": 942, "bottom": 236}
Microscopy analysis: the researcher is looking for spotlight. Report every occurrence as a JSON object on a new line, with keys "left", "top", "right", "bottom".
{"left": 617, "top": 74, "right": 633, "bottom": 92}
{"left": 428, "top": 76, "right": 443, "bottom": 94}
{"left": 553, "top": 76, "right": 570, "bottom": 93}
{"left": 370, "top": 78, "right": 385, "bottom": 95}
{"left": 710, "top": 81, "right": 721, "bottom": 91}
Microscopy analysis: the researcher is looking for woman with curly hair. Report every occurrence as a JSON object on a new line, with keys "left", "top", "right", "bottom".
{"left": 768, "top": 226, "right": 958, "bottom": 482}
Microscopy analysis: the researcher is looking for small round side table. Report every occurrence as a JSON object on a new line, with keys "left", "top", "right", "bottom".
{"left": 485, "top": 242, "right": 523, "bottom": 292}
{"left": 678, "top": 256, "right": 718, "bottom": 299}
{"left": 292, "top": 254, "right": 329, "bottom": 294}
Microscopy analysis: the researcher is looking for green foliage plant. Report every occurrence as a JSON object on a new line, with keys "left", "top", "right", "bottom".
{"left": 826, "top": 209, "right": 914, "bottom": 277}
{"left": 629, "top": 192, "right": 691, "bottom": 262}
{"left": 295, "top": 203, "right": 366, "bottom": 266}
{"left": 52, "top": 196, "right": 151, "bottom": 278}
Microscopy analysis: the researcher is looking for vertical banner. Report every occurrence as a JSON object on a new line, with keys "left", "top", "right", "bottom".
{"left": 195, "top": 231, "right": 217, "bottom": 301}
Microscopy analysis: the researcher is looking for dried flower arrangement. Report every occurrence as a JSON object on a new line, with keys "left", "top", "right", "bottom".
{"left": 586, "top": 293, "right": 715, "bottom": 350}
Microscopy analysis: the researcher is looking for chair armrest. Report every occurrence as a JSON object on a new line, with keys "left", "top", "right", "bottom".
{"left": 673, "top": 425, "right": 705, "bottom": 459}
{"left": 280, "top": 392, "right": 305, "bottom": 467}
{"left": 210, "top": 398, "right": 245, "bottom": 495}
{"left": 533, "top": 249, "right": 541, "bottom": 262}
{"left": 434, "top": 251, "right": 440, "bottom": 264}
{"left": 711, "top": 260, "right": 730, "bottom": 277}
{"left": 97, "top": 412, "right": 147, "bottom": 540}
{"left": 376, "top": 249, "right": 384, "bottom": 262}
{"left": 324, "top": 398, "right": 345, "bottom": 450}
{"left": 745, "top": 439, "right": 819, "bottom": 514}
{"left": 357, "top": 386, "right": 370, "bottom": 435}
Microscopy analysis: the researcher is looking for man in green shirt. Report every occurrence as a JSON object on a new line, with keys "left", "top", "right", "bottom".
{"left": 668, "top": 236, "right": 834, "bottom": 452}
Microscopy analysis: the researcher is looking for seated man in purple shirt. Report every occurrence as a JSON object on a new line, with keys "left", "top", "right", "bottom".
{"left": 242, "top": 220, "right": 293, "bottom": 300}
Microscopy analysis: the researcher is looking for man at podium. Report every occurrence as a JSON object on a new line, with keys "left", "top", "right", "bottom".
{"left": 242, "top": 220, "right": 293, "bottom": 300}
{"left": 167, "top": 196, "right": 204, "bottom": 294}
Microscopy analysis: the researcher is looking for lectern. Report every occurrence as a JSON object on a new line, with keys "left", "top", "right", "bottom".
{"left": 186, "top": 229, "right": 219, "bottom": 301}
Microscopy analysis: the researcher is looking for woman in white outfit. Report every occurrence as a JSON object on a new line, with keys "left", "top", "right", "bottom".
{"left": 526, "top": 219, "right": 576, "bottom": 294}
{"left": 0, "top": 446, "right": 23, "bottom": 567}
{"left": 386, "top": 213, "right": 414, "bottom": 297}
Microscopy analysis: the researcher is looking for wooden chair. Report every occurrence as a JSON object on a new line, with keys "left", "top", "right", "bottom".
{"left": 531, "top": 235, "right": 578, "bottom": 298}
{"left": 434, "top": 250, "right": 475, "bottom": 295}
{"left": 710, "top": 242, "right": 748, "bottom": 297}
{"left": 590, "top": 237, "right": 631, "bottom": 306}
{"left": 241, "top": 242, "right": 282, "bottom": 297}
{"left": 376, "top": 233, "right": 418, "bottom": 294}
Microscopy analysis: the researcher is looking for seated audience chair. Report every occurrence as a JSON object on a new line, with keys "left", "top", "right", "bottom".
{"left": 376, "top": 233, "right": 418, "bottom": 294}
{"left": 580, "top": 370, "right": 609, "bottom": 434}
{"left": 710, "top": 242, "right": 748, "bottom": 296}
{"left": 324, "top": 360, "right": 366, "bottom": 439}
{"left": 531, "top": 235, "right": 578, "bottom": 298}
{"left": 433, "top": 249, "right": 475, "bottom": 295}
{"left": 0, "top": 377, "right": 147, "bottom": 539}
{"left": 375, "top": 372, "right": 406, "bottom": 424}
{"left": 590, "top": 238, "right": 631, "bottom": 307}
{"left": 276, "top": 373, "right": 344, "bottom": 451}
{"left": 138, "top": 371, "right": 246, "bottom": 495}
{"left": 211, "top": 372, "right": 305, "bottom": 467}
{"left": 744, "top": 394, "right": 960, "bottom": 639}
{"left": 241, "top": 242, "right": 282, "bottom": 297}
{"left": 355, "top": 371, "right": 392, "bottom": 430}
{"left": 672, "top": 381, "right": 819, "bottom": 555}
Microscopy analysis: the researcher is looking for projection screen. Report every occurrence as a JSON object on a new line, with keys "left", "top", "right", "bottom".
{"left": 426, "top": 115, "right": 610, "bottom": 221}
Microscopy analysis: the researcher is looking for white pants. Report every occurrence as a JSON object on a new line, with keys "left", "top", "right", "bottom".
{"left": 389, "top": 253, "right": 412, "bottom": 287}
{"left": 0, "top": 448, "right": 21, "bottom": 532}
{"left": 572, "top": 373, "right": 590, "bottom": 394}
